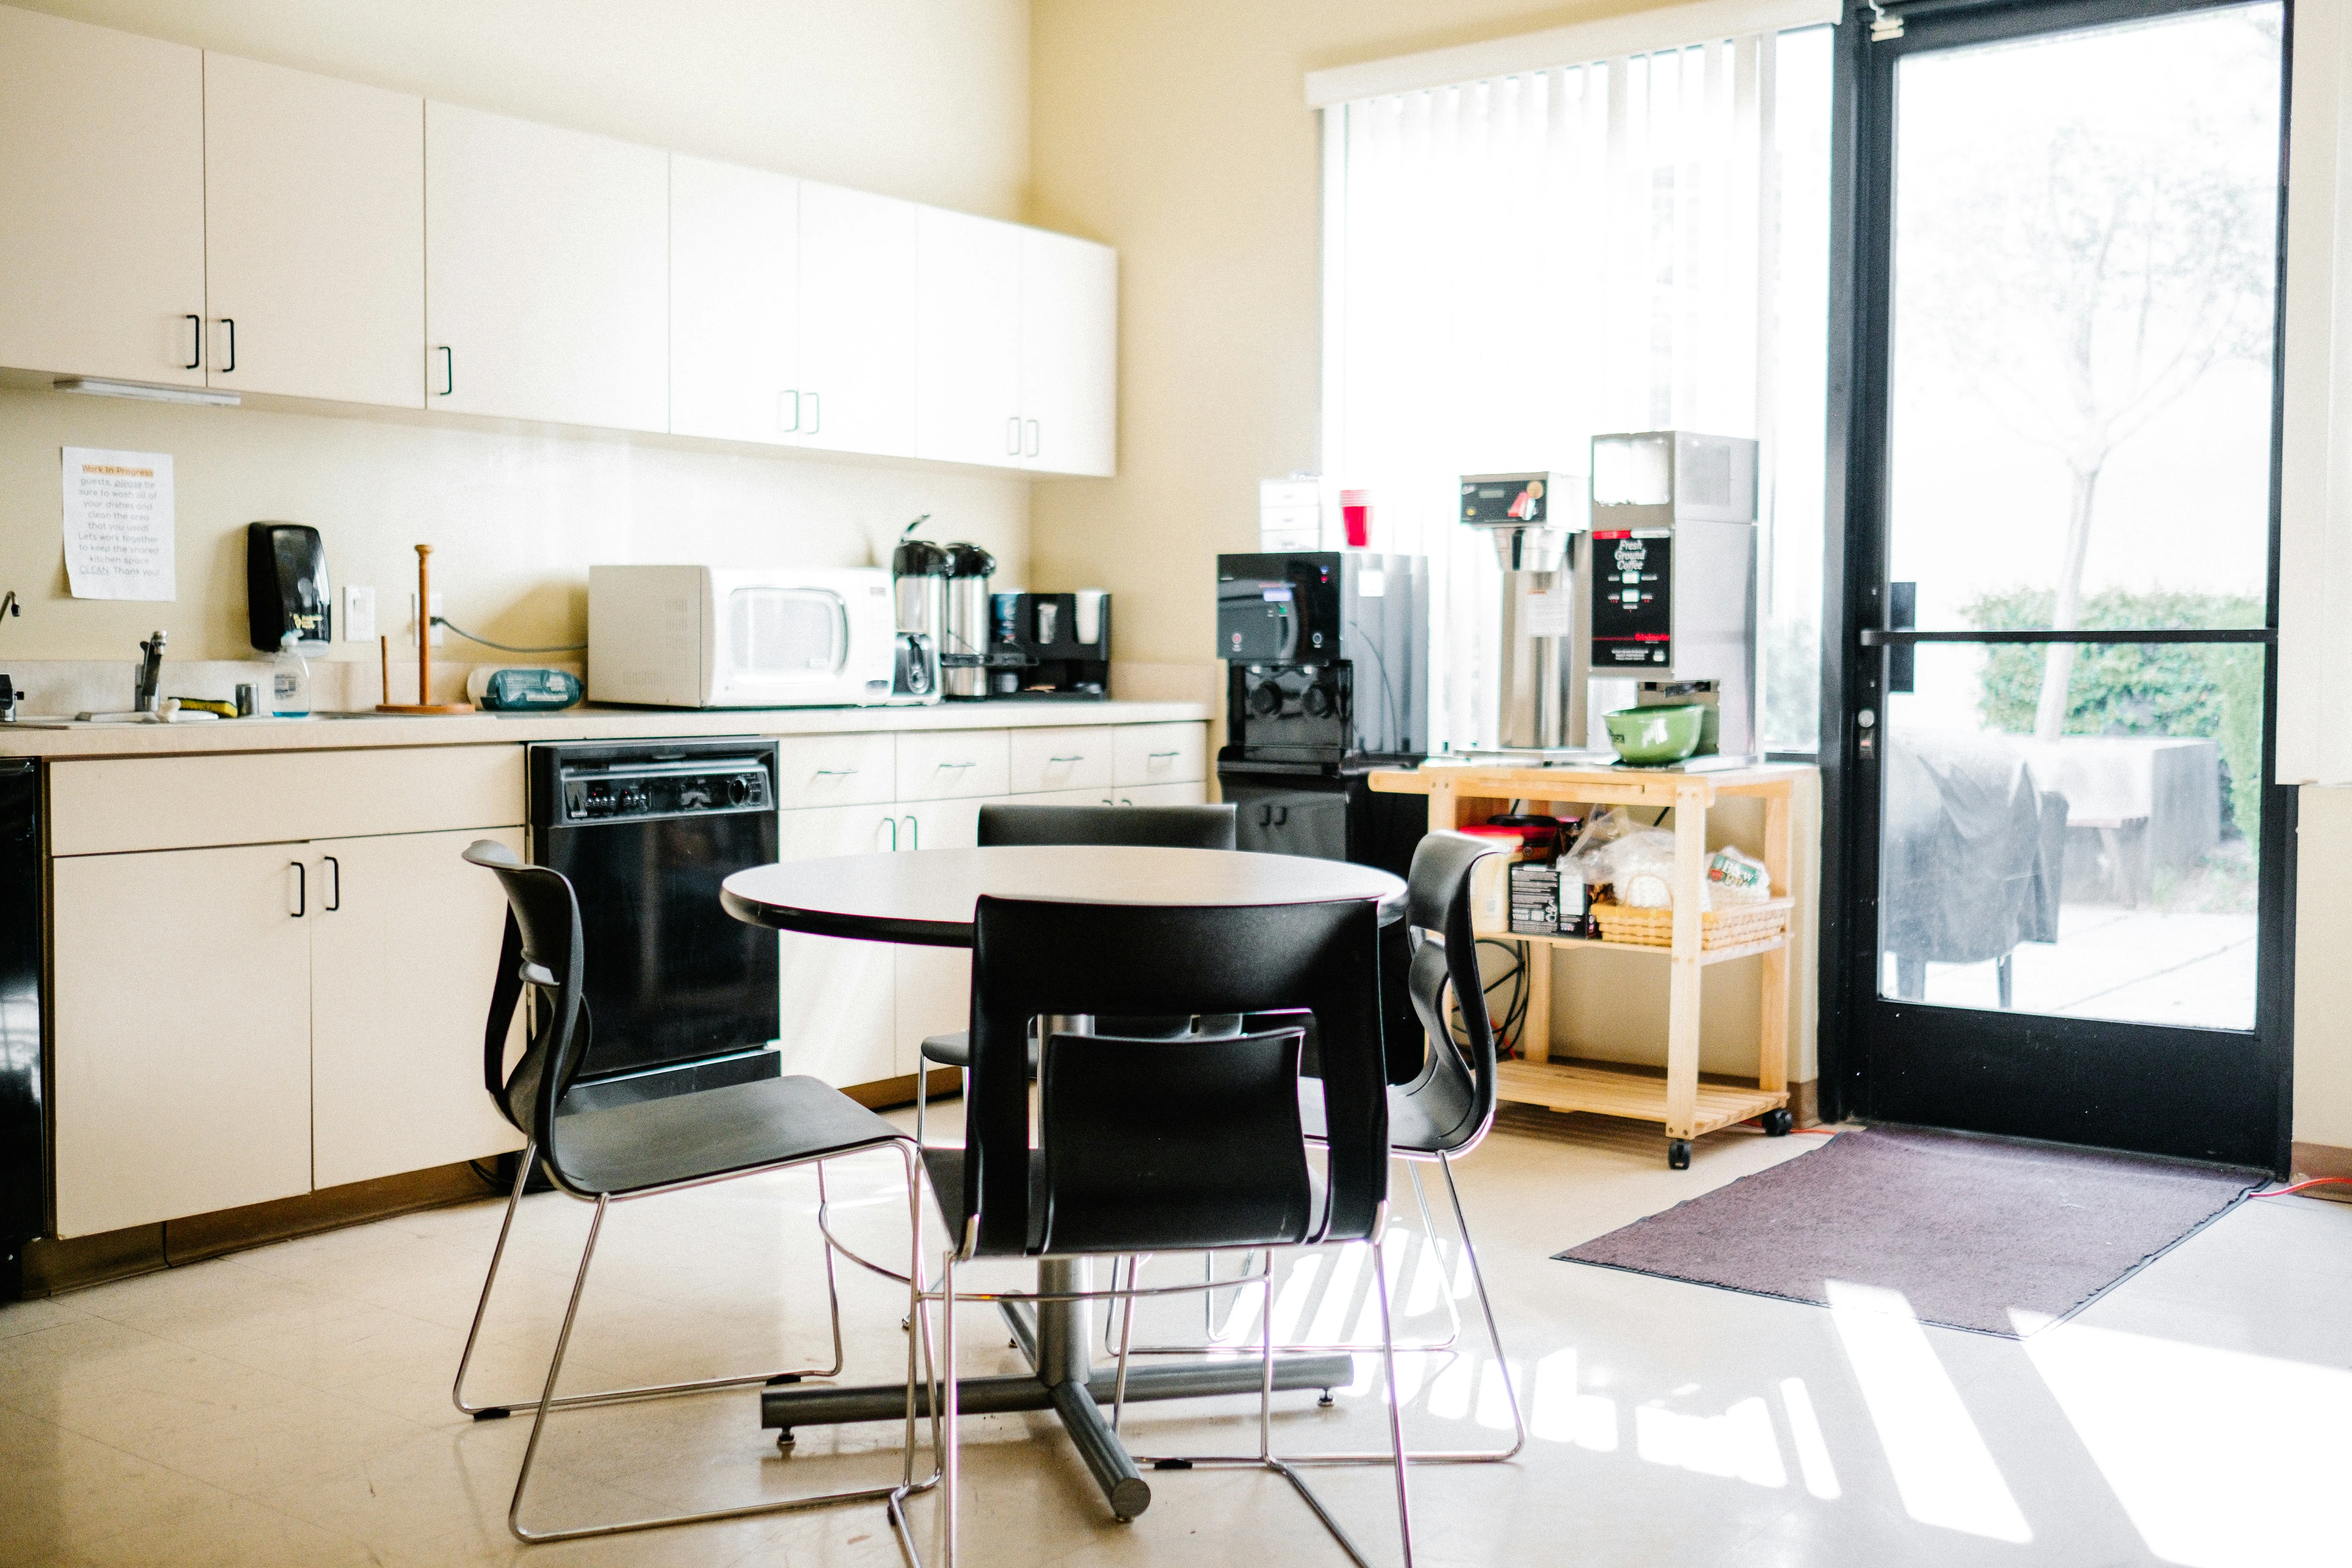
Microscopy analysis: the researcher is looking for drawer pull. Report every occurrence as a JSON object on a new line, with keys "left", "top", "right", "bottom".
{"left": 1048, "top": 754, "right": 1084, "bottom": 763}
{"left": 812, "top": 768, "right": 859, "bottom": 777}
{"left": 935, "top": 760, "right": 976, "bottom": 770}
{"left": 1148, "top": 750, "right": 1180, "bottom": 759}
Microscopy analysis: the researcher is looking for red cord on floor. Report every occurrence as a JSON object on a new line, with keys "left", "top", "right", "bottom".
{"left": 2250, "top": 1175, "right": 2352, "bottom": 1197}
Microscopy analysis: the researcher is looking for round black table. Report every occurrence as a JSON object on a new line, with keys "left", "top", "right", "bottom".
{"left": 720, "top": 843, "right": 1405, "bottom": 1521}
{"left": 720, "top": 842, "right": 1409, "bottom": 944}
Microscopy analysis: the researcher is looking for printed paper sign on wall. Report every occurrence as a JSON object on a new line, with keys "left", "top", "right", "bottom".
{"left": 62, "top": 446, "right": 175, "bottom": 601}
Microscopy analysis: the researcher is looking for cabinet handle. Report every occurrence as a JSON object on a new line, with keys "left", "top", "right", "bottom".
{"left": 813, "top": 767, "right": 858, "bottom": 779}
{"left": 780, "top": 390, "right": 800, "bottom": 432}
{"left": 437, "top": 345, "right": 454, "bottom": 396}
{"left": 1048, "top": 754, "right": 1083, "bottom": 763}
{"left": 323, "top": 855, "right": 339, "bottom": 911}
{"left": 217, "top": 318, "right": 236, "bottom": 374}
{"left": 1148, "top": 750, "right": 1180, "bottom": 760}
{"left": 804, "top": 392, "right": 820, "bottom": 434}
{"left": 184, "top": 314, "right": 201, "bottom": 371}
{"left": 1007, "top": 417, "right": 1022, "bottom": 456}
{"left": 879, "top": 815, "right": 898, "bottom": 852}
{"left": 289, "top": 860, "right": 306, "bottom": 918}
{"left": 902, "top": 813, "right": 918, "bottom": 850}
{"left": 1024, "top": 419, "right": 1040, "bottom": 458}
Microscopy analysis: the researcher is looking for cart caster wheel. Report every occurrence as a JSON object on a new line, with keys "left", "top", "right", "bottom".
{"left": 1762, "top": 1109, "right": 1794, "bottom": 1137}
{"left": 1318, "top": 1389, "right": 1335, "bottom": 1408}
{"left": 776, "top": 1428, "right": 796, "bottom": 1452}
{"left": 1667, "top": 1140, "right": 1692, "bottom": 1170}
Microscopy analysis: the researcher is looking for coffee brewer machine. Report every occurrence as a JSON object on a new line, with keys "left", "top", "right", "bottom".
{"left": 1214, "top": 551, "right": 1429, "bottom": 874}
{"left": 990, "top": 591, "right": 1111, "bottom": 696}
{"left": 886, "top": 535, "right": 945, "bottom": 705}
{"left": 1458, "top": 434, "right": 1760, "bottom": 759}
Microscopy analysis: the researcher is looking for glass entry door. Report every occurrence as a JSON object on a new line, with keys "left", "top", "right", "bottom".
{"left": 1838, "top": 0, "right": 2290, "bottom": 1169}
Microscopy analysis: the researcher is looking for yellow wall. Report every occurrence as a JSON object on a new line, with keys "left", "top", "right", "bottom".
{"left": 0, "top": 0, "right": 1033, "bottom": 664}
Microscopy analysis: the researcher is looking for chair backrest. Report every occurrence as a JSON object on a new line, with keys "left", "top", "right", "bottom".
{"left": 1396, "top": 831, "right": 1503, "bottom": 1155}
{"left": 462, "top": 840, "right": 592, "bottom": 1179}
{"left": 978, "top": 802, "right": 1237, "bottom": 850}
{"left": 961, "top": 894, "right": 1387, "bottom": 1257}
{"left": 979, "top": 802, "right": 1240, "bottom": 1038}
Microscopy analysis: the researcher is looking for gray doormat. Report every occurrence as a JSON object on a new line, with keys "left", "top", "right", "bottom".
{"left": 1554, "top": 1125, "right": 2261, "bottom": 1336}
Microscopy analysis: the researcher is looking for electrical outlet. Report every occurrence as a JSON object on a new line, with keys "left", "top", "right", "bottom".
{"left": 408, "top": 590, "right": 445, "bottom": 646}
{"left": 344, "top": 585, "right": 376, "bottom": 642}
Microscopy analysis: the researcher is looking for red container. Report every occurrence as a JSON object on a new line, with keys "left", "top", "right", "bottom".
{"left": 1339, "top": 488, "right": 1373, "bottom": 548}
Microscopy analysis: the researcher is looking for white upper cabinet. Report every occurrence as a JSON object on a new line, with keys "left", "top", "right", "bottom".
{"left": 425, "top": 101, "right": 668, "bottom": 432}
{"left": 204, "top": 54, "right": 424, "bottom": 407}
{"left": 0, "top": 7, "right": 204, "bottom": 385}
{"left": 670, "top": 153, "right": 800, "bottom": 444}
{"left": 793, "top": 181, "right": 921, "bottom": 457}
{"left": 916, "top": 207, "right": 1024, "bottom": 467}
{"left": 1019, "top": 229, "right": 1119, "bottom": 477}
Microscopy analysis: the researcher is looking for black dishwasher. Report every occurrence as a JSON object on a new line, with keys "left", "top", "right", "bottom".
{"left": 528, "top": 740, "right": 781, "bottom": 1109}
{"left": 0, "top": 760, "right": 40, "bottom": 1299}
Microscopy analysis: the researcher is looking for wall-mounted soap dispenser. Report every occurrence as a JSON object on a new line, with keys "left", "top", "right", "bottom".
{"left": 246, "top": 522, "right": 331, "bottom": 652}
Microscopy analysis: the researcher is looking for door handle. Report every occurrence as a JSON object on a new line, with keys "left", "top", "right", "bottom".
{"left": 804, "top": 392, "right": 820, "bottom": 434}
{"left": 780, "top": 390, "right": 800, "bottom": 432}
{"left": 1007, "top": 416, "right": 1022, "bottom": 456}
{"left": 184, "top": 314, "right": 202, "bottom": 371}
{"left": 879, "top": 815, "right": 898, "bottom": 852}
{"left": 902, "top": 813, "right": 918, "bottom": 850}
{"left": 217, "top": 318, "right": 236, "bottom": 374}
{"left": 289, "top": 860, "right": 306, "bottom": 917}
{"left": 322, "top": 855, "right": 339, "bottom": 911}
{"left": 437, "top": 345, "right": 454, "bottom": 396}
{"left": 1024, "top": 419, "right": 1040, "bottom": 458}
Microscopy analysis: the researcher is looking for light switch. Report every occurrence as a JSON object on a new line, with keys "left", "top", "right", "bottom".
{"left": 408, "top": 590, "right": 445, "bottom": 646}
{"left": 344, "top": 585, "right": 376, "bottom": 642}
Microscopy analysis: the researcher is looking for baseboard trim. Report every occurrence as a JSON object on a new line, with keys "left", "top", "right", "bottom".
{"left": 842, "top": 1067, "right": 961, "bottom": 1112}
{"left": 21, "top": 1159, "right": 505, "bottom": 1298}
{"left": 2290, "top": 1140, "right": 2352, "bottom": 1201}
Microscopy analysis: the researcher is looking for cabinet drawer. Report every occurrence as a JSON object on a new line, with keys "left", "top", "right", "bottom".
{"left": 895, "top": 730, "right": 1009, "bottom": 801}
{"left": 50, "top": 746, "right": 525, "bottom": 856}
{"left": 1114, "top": 724, "right": 1207, "bottom": 786}
{"left": 775, "top": 732, "right": 895, "bottom": 808}
{"left": 1009, "top": 727, "right": 1114, "bottom": 795}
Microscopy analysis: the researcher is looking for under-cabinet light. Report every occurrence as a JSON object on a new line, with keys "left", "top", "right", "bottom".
{"left": 52, "top": 377, "right": 240, "bottom": 407}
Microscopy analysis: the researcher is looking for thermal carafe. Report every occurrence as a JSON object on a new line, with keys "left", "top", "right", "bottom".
{"left": 940, "top": 542, "right": 996, "bottom": 699}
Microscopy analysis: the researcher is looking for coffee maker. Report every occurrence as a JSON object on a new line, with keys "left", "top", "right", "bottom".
{"left": 886, "top": 535, "right": 945, "bottom": 705}
{"left": 1458, "top": 472, "right": 1587, "bottom": 752}
{"left": 990, "top": 591, "right": 1111, "bottom": 696}
{"left": 1214, "top": 551, "right": 1429, "bottom": 875}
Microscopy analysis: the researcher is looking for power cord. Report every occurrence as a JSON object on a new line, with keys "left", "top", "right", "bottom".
{"left": 431, "top": 615, "right": 586, "bottom": 654}
{"left": 2251, "top": 1176, "right": 2352, "bottom": 1198}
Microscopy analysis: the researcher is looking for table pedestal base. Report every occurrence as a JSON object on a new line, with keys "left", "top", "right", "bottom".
{"left": 758, "top": 1258, "right": 1352, "bottom": 1519}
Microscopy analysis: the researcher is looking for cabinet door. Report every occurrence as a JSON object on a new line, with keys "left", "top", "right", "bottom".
{"left": 670, "top": 154, "right": 799, "bottom": 444}
{"left": 793, "top": 181, "right": 920, "bottom": 456}
{"left": 51, "top": 844, "right": 312, "bottom": 1236}
{"left": 775, "top": 804, "right": 900, "bottom": 1089}
{"left": 0, "top": 9, "right": 204, "bottom": 384}
{"left": 425, "top": 101, "right": 668, "bottom": 431}
{"left": 1018, "top": 229, "right": 1118, "bottom": 476}
{"left": 890, "top": 797, "right": 990, "bottom": 1075}
{"left": 310, "top": 828, "right": 526, "bottom": 1190}
{"left": 204, "top": 54, "right": 424, "bottom": 407}
{"left": 916, "top": 207, "right": 1023, "bottom": 467}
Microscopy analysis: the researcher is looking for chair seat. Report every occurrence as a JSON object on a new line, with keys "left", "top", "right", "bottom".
{"left": 554, "top": 1075, "right": 906, "bottom": 1197}
{"left": 1298, "top": 1076, "right": 1467, "bottom": 1157}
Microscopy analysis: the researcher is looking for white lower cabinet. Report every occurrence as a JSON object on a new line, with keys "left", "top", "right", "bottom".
{"left": 1114, "top": 782, "right": 1210, "bottom": 808}
{"left": 889, "top": 796, "right": 987, "bottom": 1076}
{"left": 309, "top": 828, "right": 525, "bottom": 1190}
{"left": 52, "top": 844, "right": 314, "bottom": 1238}
{"left": 774, "top": 803, "right": 900, "bottom": 1088}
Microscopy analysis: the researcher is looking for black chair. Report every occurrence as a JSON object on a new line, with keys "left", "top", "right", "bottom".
{"left": 454, "top": 840, "right": 931, "bottom": 1544}
{"left": 916, "top": 892, "right": 1412, "bottom": 1567}
{"left": 1114, "top": 831, "right": 1525, "bottom": 1463}
{"left": 912, "top": 802, "right": 1238, "bottom": 1144}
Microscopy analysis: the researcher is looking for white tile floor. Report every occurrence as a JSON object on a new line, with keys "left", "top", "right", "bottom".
{"left": 2, "top": 1104, "right": 2346, "bottom": 1568}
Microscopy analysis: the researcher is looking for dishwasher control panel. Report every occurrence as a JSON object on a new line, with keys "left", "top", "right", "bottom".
{"left": 554, "top": 753, "right": 773, "bottom": 822}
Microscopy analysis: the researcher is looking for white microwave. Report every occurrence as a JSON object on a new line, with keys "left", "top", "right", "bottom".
{"left": 589, "top": 565, "right": 927, "bottom": 708}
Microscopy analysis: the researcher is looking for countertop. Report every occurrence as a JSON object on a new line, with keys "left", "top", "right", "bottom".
{"left": 0, "top": 699, "right": 1211, "bottom": 760}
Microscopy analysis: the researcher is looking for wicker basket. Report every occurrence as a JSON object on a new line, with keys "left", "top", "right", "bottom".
{"left": 1590, "top": 896, "right": 1792, "bottom": 950}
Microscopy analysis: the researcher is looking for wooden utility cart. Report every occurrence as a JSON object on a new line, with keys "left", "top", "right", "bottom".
{"left": 1370, "top": 760, "right": 1809, "bottom": 1167}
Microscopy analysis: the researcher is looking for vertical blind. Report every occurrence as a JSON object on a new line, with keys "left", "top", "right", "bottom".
{"left": 1321, "top": 27, "right": 1831, "bottom": 753}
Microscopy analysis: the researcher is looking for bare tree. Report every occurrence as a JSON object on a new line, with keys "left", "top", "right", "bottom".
{"left": 1900, "top": 23, "right": 2275, "bottom": 740}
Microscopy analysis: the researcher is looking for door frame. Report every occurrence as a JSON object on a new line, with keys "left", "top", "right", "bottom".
{"left": 1817, "top": 0, "right": 2299, "bottom": 1171}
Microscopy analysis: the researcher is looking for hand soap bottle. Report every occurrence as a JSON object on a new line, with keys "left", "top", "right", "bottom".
{"left": 272, "top": 631, "right": 310, "bottom": 718}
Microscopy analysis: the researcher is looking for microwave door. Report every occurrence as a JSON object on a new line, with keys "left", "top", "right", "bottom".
{"left": 722, "top": 586, "right": 849, "bottom": 703}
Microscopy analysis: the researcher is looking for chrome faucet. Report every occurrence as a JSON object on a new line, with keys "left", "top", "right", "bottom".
{"left": 134, "top": 630, "right": 165, "bottom": 713}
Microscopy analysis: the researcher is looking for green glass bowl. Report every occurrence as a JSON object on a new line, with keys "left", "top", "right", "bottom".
{"left": 1603, "top": 704, "right": 1706, "bottom": 766}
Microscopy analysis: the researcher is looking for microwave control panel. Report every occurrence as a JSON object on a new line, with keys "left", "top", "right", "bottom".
{"left": 1589, "top": 529, "right": 1673, "bottom": 671}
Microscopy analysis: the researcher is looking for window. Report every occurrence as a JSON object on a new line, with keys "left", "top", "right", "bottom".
{"left": 1320, "top": 26, "right": 1833, "bottom": 752}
